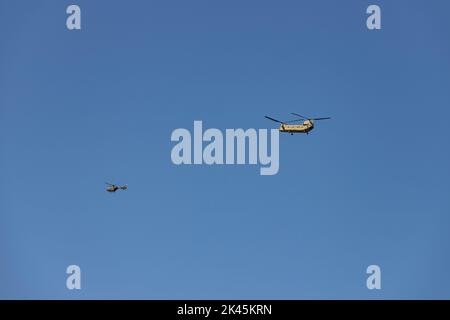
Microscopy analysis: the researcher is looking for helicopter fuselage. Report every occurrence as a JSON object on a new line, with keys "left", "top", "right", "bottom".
{"left": 279, "top": 120, "right": 314, "bottom": 134}
{"left": 106, "top": 186, "right": 119, "bottom": 192}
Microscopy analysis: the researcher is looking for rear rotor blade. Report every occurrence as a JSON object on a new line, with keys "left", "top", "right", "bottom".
{"left": 265, "top": 116, "right": 284, "bottom": 124}
{"left": 312, "top": 117, "right": 331, "bottom": 120}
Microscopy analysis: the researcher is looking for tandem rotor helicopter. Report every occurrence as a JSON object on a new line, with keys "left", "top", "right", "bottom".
{"left": 105, "top": 182, "right": 128, "bottom": 193}
{"left": 265, "top": 113, "right": 331, "bottom": 135}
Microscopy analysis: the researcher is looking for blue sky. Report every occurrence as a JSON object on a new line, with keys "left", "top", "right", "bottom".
{"left": 1, "top": 0, "right": 450, "bottom": 299}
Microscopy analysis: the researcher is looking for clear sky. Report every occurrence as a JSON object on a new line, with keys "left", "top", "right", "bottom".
{"left": 1, "top": 0, "right": 450, "bottom": 299}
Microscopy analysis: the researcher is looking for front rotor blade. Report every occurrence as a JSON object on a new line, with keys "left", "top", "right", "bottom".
{"left": 312, "top": 117, "right": 331, "bottom": 120}
{"left": 285, "top": 119, "right": 303, "bottom": 123}
{"left": 291, "top": 113, "right": 308, "bottom": 120}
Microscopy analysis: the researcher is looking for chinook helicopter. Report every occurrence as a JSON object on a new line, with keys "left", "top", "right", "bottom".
{"left": 105, "top": 182, "right": 128, "bottom": 193}
{"left": 265, "top": 113, "right": 331, "bottom": 135}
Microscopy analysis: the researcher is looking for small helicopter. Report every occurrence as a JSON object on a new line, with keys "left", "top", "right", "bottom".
{"left": 105, "top": 182, "right": 128, "bottom": 193}
{"left": 265, "top": 113, "right": 331, "bottom": 135}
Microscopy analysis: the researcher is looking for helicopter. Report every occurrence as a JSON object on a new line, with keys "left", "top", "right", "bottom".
{"left": 265, "top": 113, "right": 331, "bottom": 135}
{"left": 105, "top": 182, "right": 128, "bottom": 192}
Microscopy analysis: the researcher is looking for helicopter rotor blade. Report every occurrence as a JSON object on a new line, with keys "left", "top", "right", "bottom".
{"left": 311, "top": 117, "right": 331, "bottom": 120}
{"left": 105, "top": 182, "right": 114, "bottom": 186}
{"left": 291, "top": 113, "right": 308, "bottom": 120}
{"left": 265, "top": 116, "right": 284, "bottom": 124}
